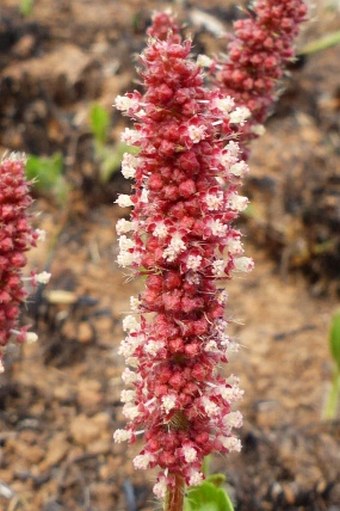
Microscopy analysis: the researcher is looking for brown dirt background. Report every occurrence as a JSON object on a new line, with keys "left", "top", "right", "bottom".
{"left": 0, "top": 1, "right": 340, "bottom": 510}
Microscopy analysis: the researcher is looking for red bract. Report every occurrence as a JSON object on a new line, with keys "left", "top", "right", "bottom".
{"left": 216, "top": 0, "right": 307, "bottom": 150}
{"left": 0, "top": 155, "right": 49, "bottom": 371}
{"left": 114, "top": 30, "right": 253, "bottom": 497}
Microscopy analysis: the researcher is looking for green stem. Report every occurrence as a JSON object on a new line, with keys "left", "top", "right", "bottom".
{"left": 300, "top": 31, "right": 340, "bottom": 56}
{"left": 323, "top": 369, "right": 340, "bottom": 420}
{"left": 202, "top": 455, "right": 211, "bottom": 477}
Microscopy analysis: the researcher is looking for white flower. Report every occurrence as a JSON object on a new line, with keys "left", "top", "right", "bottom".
{"left": 218, "top": 384, "right": 244, "bottom": 402}
{"left": 129, "top": 296, "right": 140, "bottom": 312}
{"left": 153, "top": 222, "right": 168, "bottom": 238}
{"left": 144, "top": 339, "right": 165, "bottom": 356}
{"left": 118, "top": 334, "right": 143, "bottom": 357}
{"left": 122, "top": 315, "right": 140, "bottom": 332}
{"left": 224, "top": 410, "right": 243, "bottom": 429}
{"left": 133, "top": 453, "right": 155, "bottom": 470}
{"left": 217, "top": 289, "right": 228, "bottom": 304}
{"left": 234, "top": 256, "right": 254, "bottom": 272}
{"left": 229, "top": 106, "right": 251, "bottom": 125}
{"left": 122, "top": 403, "right": 140, "bottom": 420}
{"left": 186, "top": 255, "right": 202, "bottom": 271}
{"left": 35, "top": 271, "right": 51, "bottom": 284}
{"left": 182, "top": 445, "right": 198, "bottom": 463}
{"left": 116, "top": 218, "right": 135, "bottom": 235}
{"left": 228, "top": 193, "right": 248, "bottom": 212}
{"left": 161, "top": 394, "right": 177, "bottom": 413}
{"left": 186, "top": 272, "right": 200, "bottom": 285}
{"left": 115, "top": 95, "right": 139, "bottom": 112}
{"left": 226, "top": 237, "right": 243, "bottom": 255}
{"left": 153, "top": 477, "right": 167, "bottom": 499}
{"left": 189, "top": 470, "right": 203, "bottom": 487}
{"left": 163, "top": 234, "right": 186, "bottom": 262}
{"left": 220, "top": 436, "right": 242, "bottom": 452}
{"left": 225, "top": 141, "right": 240, "bottom": 158}
{"left": 121, "top": 367, "right": 139, "bottom": 384}
{"left": 214, "top": 96, "right": 235, "bottom": 113}
{"left": 201, "top": 396, "right": 220, "bottom": 416}
{"left": 115, "top": 194, "right": 133, "bottom": 208}
{"left": 120, "top": 389, "right": 136, "bottom": 403}
{"left": 205, "top": 340, "right": 218, "bottom": 352}
{"left": 197, "top": 54, "right": 213, "bottom": 67}
{"left": 205, "top": 192, "right": 224, "bottom": 211}
{"left": 113, "top": 429, "right": 132, "bottom": 443}
{"left": 121, "top": 127, "right": 142, "bottom": 145}
{"left": 0, "top": 361, "right": 4, "bottom": 373}
{"left": 119, "top": 235, "right": 134, "bottom": 252}
{"left": 212, "top": 259, "right": 226, "bottom": 278}
{"left": 121, "top": 153, "right": 139, "bottom": 179}
{"left": 230, "top": 161, "right": 249, "bottom": 177}
{"left": 210, "top": 219, "right": 227, "bottom": 237}
{"left": 117, "top": 251, "right": 135, "bottom": 267}
{"left": 251, "top": 124, "right": 266, "bottom": 136}
{"left": 25, "top": 332, "right": 38, "bottom": 344}
{"left": 141, "top": 188, "right": 149, "bottom": 203}
{"left": 188, "top": 124, "right": 206, "bottom": 144}
{"left": 35, "top": 229, "right": 46, "bottom": 242}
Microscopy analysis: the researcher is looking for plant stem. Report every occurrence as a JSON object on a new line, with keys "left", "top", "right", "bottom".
{"left": 323, "top": 369, "right": 340, "bottom": 420}
{"left": 300, "top": 31, "right": 340, "bottom": 56}
{"left": 165, "top": 474, "right": 185, "bottom": 511}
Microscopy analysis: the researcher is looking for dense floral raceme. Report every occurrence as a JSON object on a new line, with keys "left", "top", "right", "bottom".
{"left": 146, "top": 10, "right": 181, "bottom": 42}
{"left": 216, "top": 0, "right": 307, "bottom": 149}
{"left": 114, "top": 33, "right": 254, "bottom": 497}
{"left": 0, "top": 155, "right": 49, "bottom": 372}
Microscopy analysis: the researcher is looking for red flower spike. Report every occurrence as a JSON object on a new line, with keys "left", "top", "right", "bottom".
{"left": 0, "top": 154, "right": 49, "bottom": 371}
{"left": 114, "top": 24, "right": 252, "bottom": 497}
{"left": 216, "top": 0, "right": 307, "bottom": 153}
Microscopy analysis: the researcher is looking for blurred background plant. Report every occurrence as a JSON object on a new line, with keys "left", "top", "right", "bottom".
{"left": 323, "top": 311, "right": 340, "bottom": 420}
{"left": 89, "top": 103, "right": 138, "bottom": 183}
{"left": 19, "top": 0, "right": 34, "bottom": 17}
{"left": 25, "top": 152, "right": 69, "bottom": 205}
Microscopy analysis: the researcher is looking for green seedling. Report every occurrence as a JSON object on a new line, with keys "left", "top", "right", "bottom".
{"left": 300, "top": 30, "right": 340, "bottom": 56}
{"left": 323, "top": 311, "right": 340, "bottom": 420}
{"left": 25, "top": 152, "right": 69, "bottom": 204}
{"left": 90, "top": 103, "right": 110, "bottom": 146}
{"left": 184, "top": 480, "right": 235, "bottom": 511}
{"left": 89, "top": 103, "right": 139, "bottom": 183}
{"left": 20, "top": 0, "right": 34, "bottom": 16}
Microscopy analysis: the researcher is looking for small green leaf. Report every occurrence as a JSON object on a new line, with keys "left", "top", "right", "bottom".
{"left": 300, "top": 31, "right": 340, "bottom": 56}
{"left": 90, "top": 104, "right": 110, "bottom": 145}
{"left": 330, "top": 312, "right": 340, "bottom": 371}
{"left": 97, "top": 142, "right": 139, "bottom": 183}
{"left": 206, "top": 473, "right": 226, "bottom": 487}
{"left": 25, "top": 152, "right": 68, "bottom": 203}
{"left": 184, "top": 481, "right": 234, "bottom": 511}
{"left": 20, "top": 0, "right": 34, "bottom": 16}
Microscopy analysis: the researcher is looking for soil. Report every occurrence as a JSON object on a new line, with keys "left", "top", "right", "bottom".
{"left": 0, "top": 1, "right": 340, "bottom": 510}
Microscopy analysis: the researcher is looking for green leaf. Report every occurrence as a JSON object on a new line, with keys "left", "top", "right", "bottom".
{"left": 184, "top": 481, "right": 234, "bottom": 511}
{"left": 97, "top": 141, "right": 139, "bottom": 183}
{"left": 25, "top": 152, "right": 68, "bottom": 203}
{"left": 330, "top": 312, "right": 340, "bottom": 371}
{"left": 20, "top": 0, "right": 34, "bottom": 16}
{"left": 206, "top": 473, "right": 226, "bottom": 487}
{"left": 89, "top": 104, "right": 110, "bottom": 145}
{"left": 300, "top": 31, "right": 340, "bottom": 56}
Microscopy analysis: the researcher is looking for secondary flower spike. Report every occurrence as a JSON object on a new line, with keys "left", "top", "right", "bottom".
{"left": 216, "top": 0, "right": 307, "bottom": 147}
{"left": 0, "top": 154, "right": 49, "bottom": 372}
{"left": 114, "top": 30, "right": 253, "bottom": 498}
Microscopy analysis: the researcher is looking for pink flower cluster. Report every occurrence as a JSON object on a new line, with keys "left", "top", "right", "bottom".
{"left": 114, "top": 33, "right": 253, "bottom": 496}
{"left": 0, "top": 155, "right": 49, "bottom": 372}
{"left": 216, "top": 0, "right": 307, "bottom": 147}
